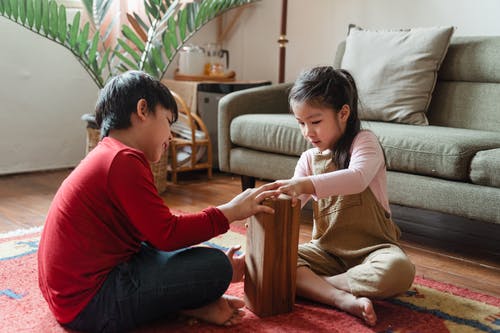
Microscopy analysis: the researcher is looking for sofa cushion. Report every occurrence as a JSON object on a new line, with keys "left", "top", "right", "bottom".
{"left": 231, "top": 114, "right": 309, "bottom": 156}
{"left": 470, "top": 149, "right": 500, "bottom": 188}
{"left": 340, "top": 26, "right": 454, "bottom": 125}
{"left": 388, "top": 171, "right": 500, "bottom": 224}
{"left": 362, "top": 121, "right": 500, "bottom": 181}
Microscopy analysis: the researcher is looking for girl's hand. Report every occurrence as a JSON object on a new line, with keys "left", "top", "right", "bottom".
{"left": 217, "top": 182, "right": 280, "bottom": 222}
{"left": 274, "top": 177, "right": 315, "bottom": 207}
{"left": 226, "top": 245, "right": 245, "bottom": 283}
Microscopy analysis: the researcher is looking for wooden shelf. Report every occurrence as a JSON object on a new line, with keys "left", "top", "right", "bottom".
{"left": 174, "top": 69, "right": 236, "bottom": 82}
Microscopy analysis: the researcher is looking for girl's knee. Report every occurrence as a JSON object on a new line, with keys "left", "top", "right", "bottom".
{"left": 377, "top": 255, "right": 415, "bottom": 297}
{"left": 351, "top": 253, "right": 415, "bottom": 298}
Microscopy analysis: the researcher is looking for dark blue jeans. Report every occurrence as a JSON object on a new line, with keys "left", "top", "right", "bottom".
{"left": 65, "top": 244, "right": 232, "bottom": 332}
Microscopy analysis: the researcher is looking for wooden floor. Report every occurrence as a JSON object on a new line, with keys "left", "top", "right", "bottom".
{"left": 1, "top": 168, "right": 499, "bottom": 298}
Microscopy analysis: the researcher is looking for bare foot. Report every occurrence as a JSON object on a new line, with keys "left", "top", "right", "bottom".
{"left": 336, "top": 292, "right": 377, "bottom": 326}
{"left": 322, "top": 273, "right": 376, "bottom": 325}
{"left": 226, "top": 245, "right": 245, "bottom": 282}
{"left": 181, "top": 295, "right": 245, "bottom": 326}
{"left": 296, "top": 267, "right": 377, "bottom": 326}
{"left": 356, "top": 297, "right": 377, "bottom": 326}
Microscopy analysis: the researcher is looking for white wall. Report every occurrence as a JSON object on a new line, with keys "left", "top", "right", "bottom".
{"left": 224, "top": 0, "right": 500, "bottom": 83}
{"left": 1, "top": 0, "right": 499, "bottom": 174}
{"left": 0, "top": 19, "right": 98, "bottom": 175}
{"left": 0, "top": 12, "right": 215, "bottom": 175}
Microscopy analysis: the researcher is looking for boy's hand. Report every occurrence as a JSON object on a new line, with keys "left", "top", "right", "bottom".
{"left": 273, "top": 177, "right": 314, "bottom": 207}
{"left": 226, "top": 245, "right": 245, "bottom": 283}
{"left": 217, "top": 183, "right": 279, "bottom": 222}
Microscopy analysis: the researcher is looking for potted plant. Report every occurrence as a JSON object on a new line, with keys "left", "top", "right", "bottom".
{"left": 1, "top": 0, "right": 258, "bottom": 85}
{"left": 1, "top": 0, "right": 258, "bottom": 191}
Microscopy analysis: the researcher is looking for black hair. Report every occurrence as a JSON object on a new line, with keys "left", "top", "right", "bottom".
{"left": 95, "top": 70, "right": 178, "bottom": 137}
{"left": 289, "top": 66, "right": 361, "bottom": 170}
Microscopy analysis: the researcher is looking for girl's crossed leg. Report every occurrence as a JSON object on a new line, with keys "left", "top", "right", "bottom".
{"left": 296, "top": 243, "right": 414, "bottom": 326}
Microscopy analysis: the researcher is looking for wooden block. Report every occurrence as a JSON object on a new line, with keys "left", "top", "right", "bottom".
{"left": 244, "top": 195, "right": 301, "bottom": 317}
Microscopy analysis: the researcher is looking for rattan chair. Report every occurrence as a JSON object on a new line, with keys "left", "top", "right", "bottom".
{"left": 169, "top": 91, "right": 212, "bottom": 183}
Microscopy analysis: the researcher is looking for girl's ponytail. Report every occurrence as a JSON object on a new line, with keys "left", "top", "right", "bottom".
{"left": 334, "top": 69, "right": 360, "bottom": 169}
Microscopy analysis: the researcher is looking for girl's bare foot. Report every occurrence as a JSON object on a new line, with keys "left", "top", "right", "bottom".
{"left": 335, "top": 292, "right": 377, "bottom": 326}
{"left": 352, "top": 297, "right": 377, "bottom": 326}
{"left": 296, "top": 267, "right": 377, "bottom": 326}
{"left": 181, "top": 295, "right": 245, "bottom": 326}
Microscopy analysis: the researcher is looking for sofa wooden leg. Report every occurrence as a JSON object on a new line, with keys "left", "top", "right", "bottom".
{"left": 241, "top": 175, "right": 256, "bottom": 191}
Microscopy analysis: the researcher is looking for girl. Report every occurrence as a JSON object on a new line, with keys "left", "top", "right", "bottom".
{"left": 274, "top": 66, "right": 415, "bottom": 326}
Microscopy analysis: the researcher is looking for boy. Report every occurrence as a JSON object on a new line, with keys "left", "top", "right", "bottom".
{"left": 38, "top": 71, "right": 278, "bottom": 332}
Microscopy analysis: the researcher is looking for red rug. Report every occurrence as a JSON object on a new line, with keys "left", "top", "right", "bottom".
{"left": 1, "top": 226, "right": 499, "bottom": 333}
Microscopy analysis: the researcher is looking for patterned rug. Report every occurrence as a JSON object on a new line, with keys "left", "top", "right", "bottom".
{"left": 1, "top": 226, "right": 499, "bottom": 333}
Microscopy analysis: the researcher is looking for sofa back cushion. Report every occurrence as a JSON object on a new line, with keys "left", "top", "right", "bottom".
{"left": 231, "top": 114, "right": 310, "bottom": 156}
{"left": 340, "top": 26, "right": 454, "bottom": 125}
{"left": 335, "top": 36, "right": 500, "bottom": 132}
{"left": 427, "top": 36, "right": 500, "bottom": 132}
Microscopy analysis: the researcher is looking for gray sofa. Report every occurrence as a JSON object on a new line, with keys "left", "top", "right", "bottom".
{"left": 218, "top": 36, "right": 500, "bottom": 259}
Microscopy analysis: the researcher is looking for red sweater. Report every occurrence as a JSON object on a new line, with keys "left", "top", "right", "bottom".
{"left": 38, "top": 137, "right": 229, "bottom": 323}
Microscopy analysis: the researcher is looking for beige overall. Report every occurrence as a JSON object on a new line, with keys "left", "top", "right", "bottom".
{"left": 297, "top": 152, "right": 415, "bottom": 298}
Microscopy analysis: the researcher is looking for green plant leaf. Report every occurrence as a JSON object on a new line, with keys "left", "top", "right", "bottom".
{"left": 151, "top": 45, "right": 165, "bottom": 72}
{"left": 186, "top": 3, "right": 196, "bottom": 32}
{"left": 98, "top": 47, "right": 111, "bottom": 75}
{"left": 178, "top": 6, "right": 187, "bottom": 41}
{"left": 122, "top": 25, "right": 145, "bottom": 52}
{"left": 90, "top": 56, "right": 99, "bottom": 73}
{"left": 6, "top": 0, "right": 13, "bottom": 18}
{"left": 117, "top": 39, "right": 141, "bottom": 63}
{"left": 209, "top": 0, "right": 222, "bottom": 19}
{"left": 68, "top": 10, "right": 80, "bottom": 49}
{"left": 26, "top": 0, "right": 34, "bottom": 27}
{"left": 117, "top": 63, "right": 128, "bottom": 73}
{"left": 144, "top": 1, "right": 157, "bottom": 23}
{"left": 9, "top": 0, "right": 17, "bottom": 21}
{"left": 161, "top": 31, "right": 172, "bottom": 60}
{"left": 195, "top": 0, "right": 210, "bottom": 26}
{"left": 159, "top": 0, "right": 167, "bottom": 14}
{"left": 166, "top": 31, "right": 177, "bottom": 51}
{"left": 41, "top": 0, "right": 49, "bottom": 35}
{"left": 18, "top": 0, "right": 26, "bottom": 24}
{"left": 34, "top": 0, "right": 42, "bottom": 31}
{"left": 166, "top": 16, "right": 177, "bottom": 47}
{"left": 88, "top": 32, "right": 99, "bottom": 64}
{"left": 49, "top": 0, "right": 58, "bottom": 39}
{"left": 143, "top": 57, "right": 157, "bottom": 77}
{"left": 78, "top": 22, "right": 90, "bottom": 56}
{"left": 57, "top": 4, "right": 66, "bottom": 43}
{"left": 114, "top": 51, "right": 139, "bottom": 70}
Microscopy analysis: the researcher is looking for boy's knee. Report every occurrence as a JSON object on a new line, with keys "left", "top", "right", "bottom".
{"left": 207, "top": 248, "right": 233, "bottom": 285}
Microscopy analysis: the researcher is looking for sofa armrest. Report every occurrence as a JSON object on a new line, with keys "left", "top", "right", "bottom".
{"left": 218, "top": 83, "right": 293, "bottom": 172}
